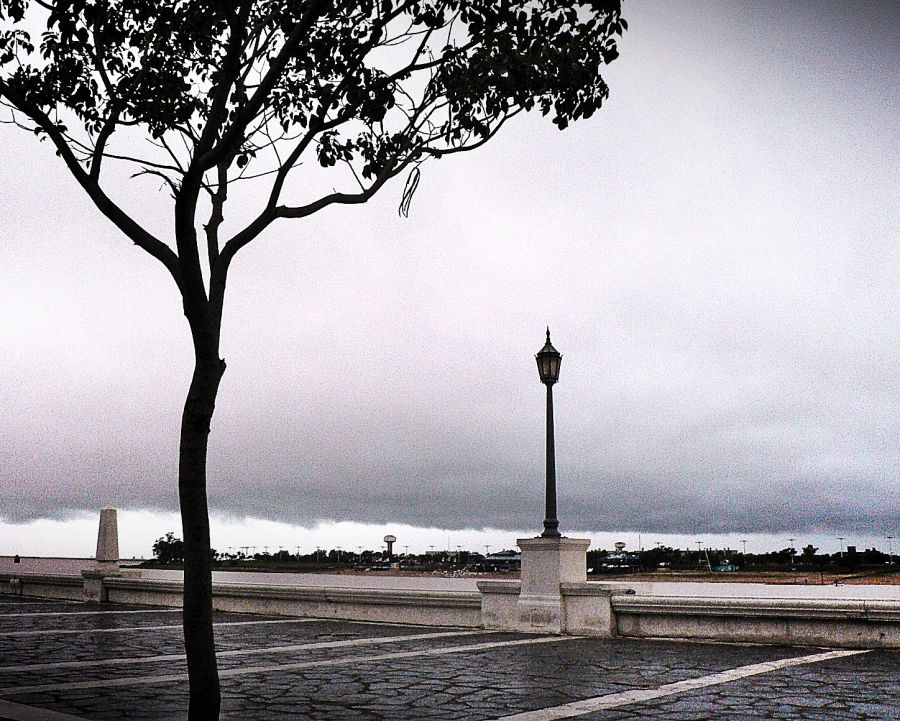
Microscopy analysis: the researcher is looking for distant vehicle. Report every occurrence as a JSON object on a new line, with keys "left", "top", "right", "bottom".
{"left": 602, "top": 550, "right": 640, "bottom": 570}
{"left": 365, "top": 563, "right": 393, "bottom": 572}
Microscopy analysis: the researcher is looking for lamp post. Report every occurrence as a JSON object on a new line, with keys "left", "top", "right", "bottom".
{"left": 536, "top": 328, "right": 562, "bottom": 538}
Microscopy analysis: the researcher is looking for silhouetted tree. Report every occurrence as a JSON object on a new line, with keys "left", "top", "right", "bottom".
{"left": 152, "top": 531, "right": 185, "bottom": 564}
{"left": 0, "top": 2, "right": 626, "bottom": 718}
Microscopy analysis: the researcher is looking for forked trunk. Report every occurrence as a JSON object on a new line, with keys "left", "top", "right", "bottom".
{"left": 179, "top": 355, "right": 224, "bottom": 721}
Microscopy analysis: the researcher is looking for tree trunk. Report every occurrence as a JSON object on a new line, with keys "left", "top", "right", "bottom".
{"left": 172, "top": 165, "right": 227, "bottom": 720}
{"left": 179, "top": 353, "right": 224, "bottom": 721}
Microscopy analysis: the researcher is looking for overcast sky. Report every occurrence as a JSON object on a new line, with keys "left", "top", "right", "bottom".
{"left": 1, "top": 1, "right": 897, "bottom": 557}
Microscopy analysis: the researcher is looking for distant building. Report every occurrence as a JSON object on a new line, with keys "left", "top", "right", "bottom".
{"left": 483, "top": 551, "right": 521, "bottom": 570}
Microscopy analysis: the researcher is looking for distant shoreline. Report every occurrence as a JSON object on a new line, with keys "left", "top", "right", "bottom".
{"left": 134, "top": 562, "right": 899, "bottom": 586}
{"left": 3, "top": 556, "right": 897, "bottom": 586}
{"left": 0, "top": 556, "right": 145, "bottom": 562}
{"left": 595, "top": 568, "right": 900, "bottom": 586}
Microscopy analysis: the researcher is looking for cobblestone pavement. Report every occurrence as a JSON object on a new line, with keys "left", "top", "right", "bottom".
{"left": 0, "top": 596, "right": 896, "bottom": 721}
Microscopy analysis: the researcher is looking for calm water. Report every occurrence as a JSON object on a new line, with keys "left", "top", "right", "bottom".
{"left": 597, "top": 580, "right": 900, "bottom": 601}
{"left": 2, "top": 557, "right": 898, "bottom": 600}
{"left": 0, "top": 556, "right": 142, "bottom": 576}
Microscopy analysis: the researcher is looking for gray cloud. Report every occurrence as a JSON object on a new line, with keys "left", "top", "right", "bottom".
{"left": 1, "top": 1, "right": 897, "bottom": 535}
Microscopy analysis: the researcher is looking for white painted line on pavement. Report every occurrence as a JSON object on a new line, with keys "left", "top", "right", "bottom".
{"left": 1, "top": 609, "right": 182, "bottom": 618}
{"left": 0, "top": 634, "right": 575, "bottom": 695}
{"left": 488, "top": 648, "right": 871, "bottom": 721}
{"left": 0, "top": 629, "right": 484, "bottom": 672}
{"left": 0, "top": 595, "right": 83, "bottom": 601}
{"left": 0, "top": 617, "right": 320, "bottom": 638}
{"left": 0, "top": 697, "right": 88, "bottom": 721}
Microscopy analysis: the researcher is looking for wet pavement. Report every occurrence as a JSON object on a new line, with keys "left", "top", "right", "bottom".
{"left": 0, "top": 596, "right": 896, "bottom": 720}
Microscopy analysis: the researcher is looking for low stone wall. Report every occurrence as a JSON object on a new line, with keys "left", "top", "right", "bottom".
{"left": 0, "top": 572, "right": 480, "bottom": 628}
{"left": 104, "top": 577, "right": 483, "bottom": 627}
{"left": 613, "top": 595, "right": 900, "bottom": 649}
{"left": 0, "top": 573, "right": 82, "bottom": 601}
{"left": 474, "top": 579, "right": 900, "bottom": 648}
{"left": 2, "top": 571, "right": 898, "bottom": 648}
{"left": 1, "top": 571, "right": 481, "bottom": 627}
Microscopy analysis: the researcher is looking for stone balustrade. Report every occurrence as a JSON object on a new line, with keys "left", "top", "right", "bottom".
{"left": 2, "top": 511, "right": 897, "bottom": 648}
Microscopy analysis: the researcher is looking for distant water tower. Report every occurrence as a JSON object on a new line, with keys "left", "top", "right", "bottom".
{"left": 384, "top": 535, "right": 397, "bottom": 561}
{"left": 614, "top": 541, "right": 626, "bottom": 552}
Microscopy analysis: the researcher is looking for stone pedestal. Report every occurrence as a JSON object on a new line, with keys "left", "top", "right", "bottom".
{"left": 95, "top": 507, "right": 120, "bottom": 574}
{"left": 82, "top": 569, "right": 111, "bottom": 602}
{"left": 83, "top": 507, "right": 121, "bottom": 602}
{"left": 515, "top": 536, "right": 590, "bottom": 633}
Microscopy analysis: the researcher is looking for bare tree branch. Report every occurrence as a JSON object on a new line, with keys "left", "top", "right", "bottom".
{"left": 276, "top": 167, "right": 397, "bottom": 219}
{"left": 0, "top": 80, "right": 182, "bottom": 290}
{"left": 427, "top": 108, "right": 524, "bottom": 157}
{"left": 132, "top": 167, "right": 179, "bottom": 195}
{"left": 89, "top": 109, "right": 119, "bottom": 181}
{"left": 204, "top": 160, "right": 229, "bottom": 268}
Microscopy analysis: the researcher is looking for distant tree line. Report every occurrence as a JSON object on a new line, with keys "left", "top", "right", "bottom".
{"left": 587, "top": 543, "right": 895, "bottom": 574}
{"left": 149, "top": 533, "right": 521, "bottom": 568}
{"left": 151, "top": 534, "right": 895, "bottom": 572}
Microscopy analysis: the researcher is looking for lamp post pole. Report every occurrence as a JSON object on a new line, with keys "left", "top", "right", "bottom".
{"left": 536, "top": 328, "right": 562, "bottom": 538}
{"left": 543, "top": 376, "right": 558, "bottom": 537}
